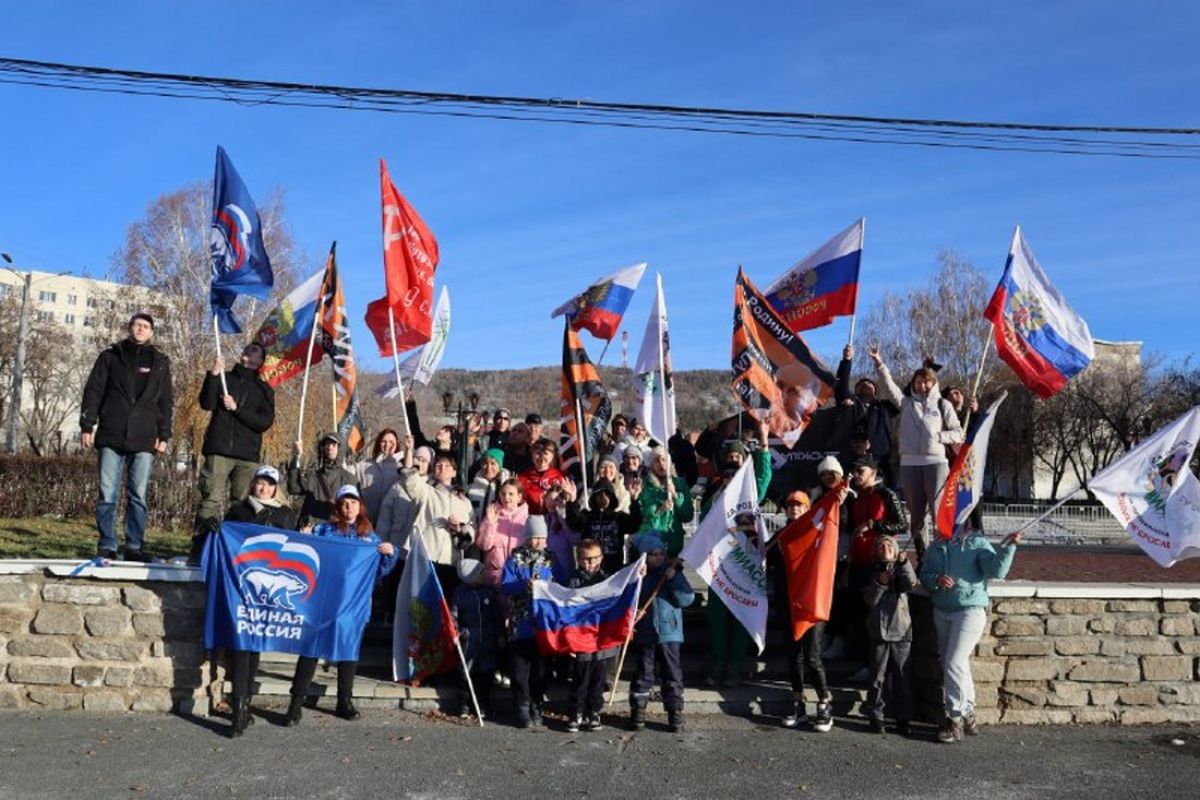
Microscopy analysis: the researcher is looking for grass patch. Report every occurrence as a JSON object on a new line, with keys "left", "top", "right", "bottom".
{"left": 0, "top": 517, "right": 191, "bottom": 560}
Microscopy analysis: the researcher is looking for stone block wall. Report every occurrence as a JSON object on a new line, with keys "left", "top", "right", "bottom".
{"left": 905, "top": 584, "right": 1200, "bottom": 725}
{"left": 0, "top": 567, "right": 213, "bottom": 713}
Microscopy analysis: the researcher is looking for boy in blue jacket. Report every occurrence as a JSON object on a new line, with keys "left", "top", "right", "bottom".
{"left": 628, "top": 532, "right": 695, "bottom": 732}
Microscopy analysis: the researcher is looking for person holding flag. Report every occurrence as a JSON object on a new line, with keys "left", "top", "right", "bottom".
{"left": 285, "top": 485, "right": 397, "bottom": 726}
{"left": 919, "top": 526, "right": 1021, "bottom": 743}
{"left": 209, "top": 146, "right": 274, "bottom": 335}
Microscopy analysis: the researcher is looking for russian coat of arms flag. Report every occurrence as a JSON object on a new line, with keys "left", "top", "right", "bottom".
{"left": 202, "top": 523, "right": 380, "bottom": 661}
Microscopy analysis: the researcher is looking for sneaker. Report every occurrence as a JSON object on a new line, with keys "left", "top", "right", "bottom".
{"left": 962, "top": 712, "right": 979, "bottom": 736}
{"left": 458, "top": 703, "right": 472, "bottom": 719}
{"left": 629, "top": 706, "right": 646, "bottom": 731}
{"left": 122, "top": 549, "right": 153, "bottom": 564}
{"left": 97, "top": 548, "right": 118, "bottom": 561}
{"left": 813, "top": 701, "right": 833, "bottom": 733}
{"left": 782, "top": 698, "right": 808, "bottom": 729}
{"left": 530, "top": 705, "right": 543, "bottom": 728}
{"left": 585, "top": 713, "right": 603, "bottom": 732}
{"left": 869, "top": 717, "right": 885, "bottom": 734}
{"left": 938, "top": 718, "right": 963, "bottom": 743}
{"left": 566, "top": 715, "right": 582, "bottom": 733}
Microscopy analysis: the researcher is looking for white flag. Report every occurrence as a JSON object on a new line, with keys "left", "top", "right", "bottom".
{"left": 1089, "top": 406, "right": 1200, "bottom": 567}
{"left": 679, "top": 460, "right": 769, "bottom": 652}
{"left": 377, "top": 286, "right": 451, "bottom": 397}
{"left": 633, "top": 273, "right": 675, "bottom": 444}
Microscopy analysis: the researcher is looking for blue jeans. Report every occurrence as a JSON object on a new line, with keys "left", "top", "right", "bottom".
{"left": 96, "top": 447, "right": 154, "bottom": 553}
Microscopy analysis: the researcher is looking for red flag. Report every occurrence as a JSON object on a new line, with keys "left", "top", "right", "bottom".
{"left": 776, "top": 490, "right": 841, "bottom": 641}
{"left": 364, "top": 159, "right": 439, "bottom": 357}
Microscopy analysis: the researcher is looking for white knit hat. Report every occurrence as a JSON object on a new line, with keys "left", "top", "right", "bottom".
{"left": 817, "top": 455, "right": 844, "bottom": 477}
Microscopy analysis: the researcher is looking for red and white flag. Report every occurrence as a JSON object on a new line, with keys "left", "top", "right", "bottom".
{"left": 364, "top": 159, "right": 439, "bottom": 357}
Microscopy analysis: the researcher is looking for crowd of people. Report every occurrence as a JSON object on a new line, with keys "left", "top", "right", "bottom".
{"left": 78, "top": 315, "right": 1020, "bottom": 743}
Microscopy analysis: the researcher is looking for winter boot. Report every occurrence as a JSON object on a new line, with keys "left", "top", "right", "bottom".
{"left": 335, "top": 697, "right": 361, "bottom": 721}
{"left": 668, "top": 709, "right": 685, "bottom": 733}
{"left": 229, "top": 697, "right": 251, "bottom": 738}
{"left": 962, "top": 712, "right": 979, "bottom": 736}
{"left": 629, "top": 705, "right": 646, "bottom": 731}
{"left": 285, "top": 695, "right": 304, "bottom": 727}
{"left": 813, "top": 698, "right": 834, "bottom": 732}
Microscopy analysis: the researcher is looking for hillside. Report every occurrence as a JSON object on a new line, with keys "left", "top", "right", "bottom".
{"left": 356, "top": 367, "right": 736, "bottom": 436}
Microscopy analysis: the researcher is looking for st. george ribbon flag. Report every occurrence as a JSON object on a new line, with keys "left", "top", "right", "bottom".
{"left": 765, "top": 218, "right": 865, "bottom": 333}
{"left": 392, "top": 533, "right": 460, "bottom": 685}
{"left": 934, "top": 392, "right": 1009, "bottom": 539}
{"left": 551, "top": 262, "right": 646, "bottom": 341}
{"left": 202, "top": 523, "right": 379, "bottom": 661}
{"left": 253, "top": 268, "right": 323, "bottom": 387}
{"left": 364, "top": 159, "right": 439, "bottom": 357}
{"left": 633, "top": 272, "right": 675, "bottom": 445}
{"left": 1089, "top": 406, "right": 1200, "bottom": 568}
{"left": 732, "top": 267, "right": 836, "bottom": 447}
{"left": 531, "top": 556, "right": 646, "bottom": 656}
{"left": 680, "top": 460, "right": 770, "bottom": 653}
{"left": 560, "top": 325, "right": 613, "bottom": 480}
{"left": 210, "top": 146, "right": 274, "bottom": 334}
{"left": 984, "top": 226, "right": 1094, "bottom": 399}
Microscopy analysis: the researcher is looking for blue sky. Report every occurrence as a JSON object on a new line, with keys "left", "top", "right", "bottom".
{"left": 1, "top": 2, "right": 1196, "bottom": 373}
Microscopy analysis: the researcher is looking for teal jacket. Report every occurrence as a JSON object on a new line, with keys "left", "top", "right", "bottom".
{"left": 919, "top": 532, "right": 1016, "bottom": 611}
{"left": 700, "top": 449, "right": 772, "bottom": 517}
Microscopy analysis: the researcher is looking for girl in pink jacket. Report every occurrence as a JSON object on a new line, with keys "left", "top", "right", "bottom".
{"left": 475, "top": 478, "right": 530, "bottom": 589}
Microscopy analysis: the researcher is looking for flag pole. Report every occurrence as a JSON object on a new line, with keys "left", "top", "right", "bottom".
{"left": 451, "top": 625, "right": 485, "bottom": 727}
{"left": 1011, "top": 486, "right": 1087, "bottom": 536}
{"left": 387, "top": 307, "right": 414, "bottom": 443}
{"left": 211, "top": 316, "right": 229, "bottom": 396}
{"left": 331, "top": 382, "right": 338, "bottom": 437}
{"left": 846, "top": 217, "right": 865, "bottom": 349}
{"left": 295, "top": 282, "right": 327, "bottom": 448}
{"left": 962, "top": 326, "right": 994, "bottom": 432}
{"left": 575, "top": 395, "right": 590, "bottom": 503}
{"left": 595, "top": 338, "right": 612, "bottom": 368}
{"left": 606, "top": 565, "right": 669, "bottom": 711}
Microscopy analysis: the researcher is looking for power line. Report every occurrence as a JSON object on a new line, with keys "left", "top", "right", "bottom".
{"left": 1, "top": 56, "right": 1197, "bottom": 160}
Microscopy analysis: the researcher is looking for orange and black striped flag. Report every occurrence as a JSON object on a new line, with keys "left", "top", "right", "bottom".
{"left": 732, "top": 267, "right": 836, "bottom": 445}
{"left": 318, "top": 243, "right": 367, "bottom": 453}
{"left": 560, "top": 324, "right": 613, "bottom": 480}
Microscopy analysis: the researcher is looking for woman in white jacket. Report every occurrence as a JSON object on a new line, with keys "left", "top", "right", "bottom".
{"left": 869, "top": 346, "right": 962, "bottom": 559}
{"left": 399, "top": 434, "right": 476, "bottom": 595}
{"left": 355, "top": 428, "right": 403, "bottom": 528}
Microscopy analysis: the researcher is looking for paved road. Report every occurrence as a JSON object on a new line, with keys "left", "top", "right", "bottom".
{"left": 0, "top": 709, "right": 1196, "bottom": 799}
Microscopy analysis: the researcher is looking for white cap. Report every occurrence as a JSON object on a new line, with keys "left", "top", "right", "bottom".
{"left": 335, "top": 484, "right": 361, "bottom": 501}
{"left": 817, "top": 455, "right": 844, "bottom": 477}
{"left": 252, "top": 465, "right": 280, "bottom": 484}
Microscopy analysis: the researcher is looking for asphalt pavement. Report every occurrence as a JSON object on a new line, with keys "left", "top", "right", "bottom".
{"left": 0, "top": 708, "right": 1197, "bottom": 799}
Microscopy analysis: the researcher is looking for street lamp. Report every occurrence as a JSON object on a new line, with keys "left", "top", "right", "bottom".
{"left": 2, "top": 254, "right": 70, "bottom": 455}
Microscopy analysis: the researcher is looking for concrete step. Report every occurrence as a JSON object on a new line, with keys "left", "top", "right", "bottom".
{"left": 224, "top": 667, "right": 868, "bottom": 718}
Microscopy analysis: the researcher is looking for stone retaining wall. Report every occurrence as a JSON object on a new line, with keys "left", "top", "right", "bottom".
{"left": 0, "top": 561, "right": 1197, "bottom": 723}
{"left": 0, "top": 562, "right": 212, "bottom": 713}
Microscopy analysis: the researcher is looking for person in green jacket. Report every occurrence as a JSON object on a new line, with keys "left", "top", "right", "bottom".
{"left": 919, "top": 527, "right": 1021, "bottom": 743}
{"left": 637, "top": 448, "right": 694, "bottom": 558}
{"left": 700, "top": 418, "right": 772, "bottom": 687}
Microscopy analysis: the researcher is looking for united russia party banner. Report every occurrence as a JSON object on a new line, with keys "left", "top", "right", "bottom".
{"left": 203, "top": 523, "right": 380, "bottom": 661}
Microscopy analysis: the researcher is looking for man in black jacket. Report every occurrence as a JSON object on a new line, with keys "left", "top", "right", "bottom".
{"left": 835, "top": 344, "right": 899, "bottom": 487}
{"left": 189, "top": 343, "right": 275, "bottom": 563}
{"left": 79, "top": 313, "right": 173, "bottom": 561}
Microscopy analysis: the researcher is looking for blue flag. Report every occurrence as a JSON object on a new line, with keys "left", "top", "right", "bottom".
{"left": 210, "top": 146, "right": 274, "bottom": 334}
{"left": 202, "top": 523, "right": 379, "bottom": 661}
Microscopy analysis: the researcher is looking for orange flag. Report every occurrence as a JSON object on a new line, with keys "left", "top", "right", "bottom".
{"left": 776, "top": 489, "right": 841, "bottom": 641}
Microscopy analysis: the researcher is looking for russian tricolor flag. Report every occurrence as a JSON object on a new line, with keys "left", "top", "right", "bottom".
{"left": 765, "top": 219, "right": 864, "bottom": 333}
{"left": 984, "top": 227, "right": 1094, "bottom": 399}
{"left": 551, "top": 263, "right": 647, "bottom": 341}
{"left": 531, "top": 556, "right": 644, "bottom": 656}
{"left": 934, "top": 392, "right": 1007, "bottom": 539}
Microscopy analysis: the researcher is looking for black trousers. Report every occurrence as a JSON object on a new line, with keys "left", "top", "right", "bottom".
{"left": 867, "top": 639, "right": 913, "bottom": 722}
{"left": 569, "top": 656, "right": 613, "bottom": 717}
{"left": 229, "top": 650, "right": 260, "bottom": 699}
{"left": 291, "top": 657, "right": 357, "bottom": 700}
{"left": 789, "top": 622, "right": 828, "bottom": 698}
{"left": 435, "top": 562, "right": 460, "bottom": 600}
{"left": 630, "top": 641, "right": 683, "bottom": 713}
{"left": 508, "top": 639, "right": 545, "bottom": 712}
